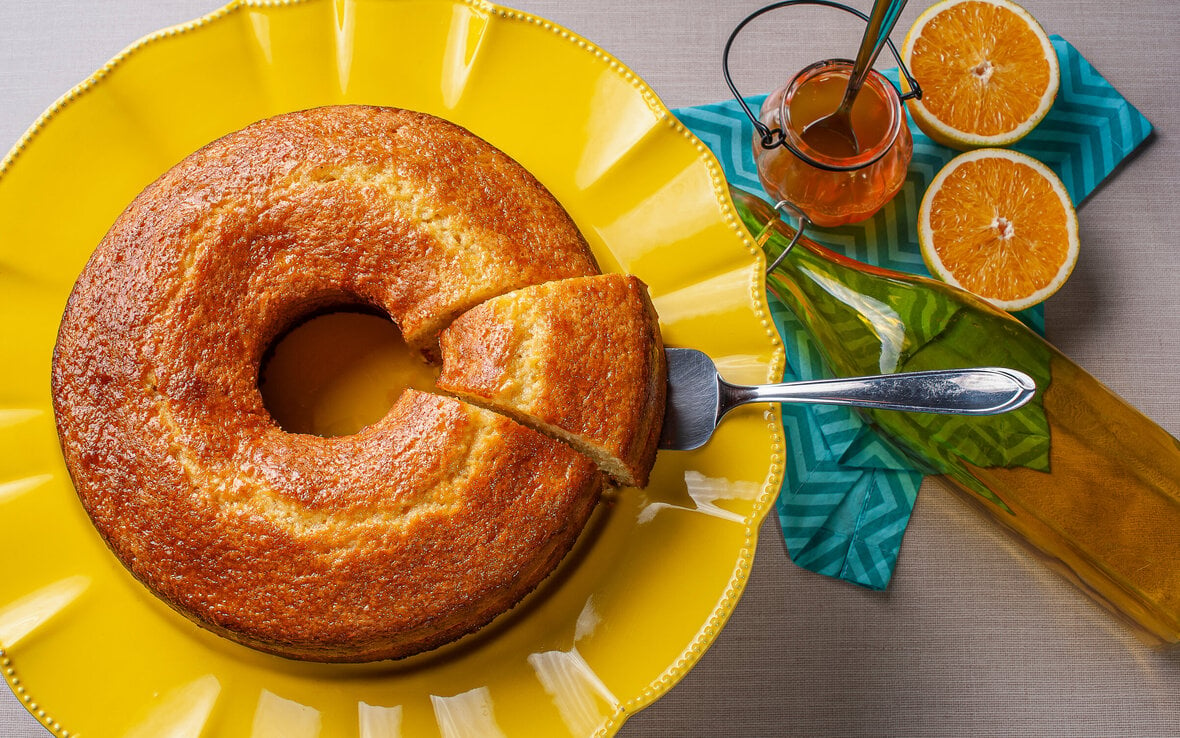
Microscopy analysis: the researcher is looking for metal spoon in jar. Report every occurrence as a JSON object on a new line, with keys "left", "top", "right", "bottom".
{"left": 801, "top": 0, "right": 909, "bottom": 156}
{"left": 659, "top": 348, "right": 1036, "bottom": 451}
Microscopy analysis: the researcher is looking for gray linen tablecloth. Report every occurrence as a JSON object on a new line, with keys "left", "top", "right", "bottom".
{"left": 2, "top": 1, "right": 1178, "bottom": 735}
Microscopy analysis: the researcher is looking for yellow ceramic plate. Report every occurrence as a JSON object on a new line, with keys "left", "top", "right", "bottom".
{"left": 0, "top": 0, "right": 785, "bottom": 735}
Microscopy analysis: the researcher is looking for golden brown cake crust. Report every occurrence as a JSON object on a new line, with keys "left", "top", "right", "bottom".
{"left": 51, "top": 106, "right": 604, "bottom": 662}
{"left": 437, "top": 275, "right": 666, "bottom": 487}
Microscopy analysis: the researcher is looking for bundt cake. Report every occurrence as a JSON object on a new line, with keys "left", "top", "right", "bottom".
{"left": 51, "top": 106, "right": 616, "bottom": 662}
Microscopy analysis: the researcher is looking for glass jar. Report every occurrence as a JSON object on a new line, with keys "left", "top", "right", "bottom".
{"left": 754, "top": 59, "right": 913, "bottom": 227}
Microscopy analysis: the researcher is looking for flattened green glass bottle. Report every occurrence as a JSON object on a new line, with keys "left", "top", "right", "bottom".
{"left": 731, "top": 187, "right": 1180, "bottom": 644}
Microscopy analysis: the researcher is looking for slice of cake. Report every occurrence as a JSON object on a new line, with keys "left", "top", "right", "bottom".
{"left": 437, "top": 274, "right": 666, "bottom": 487}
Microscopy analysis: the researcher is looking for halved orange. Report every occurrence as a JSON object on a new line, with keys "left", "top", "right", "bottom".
{"left": 918, "top": 149, "right": 1079, "bottom": 311}
{"left": 901, "top": 0, "right": 1059, "bottom": 149}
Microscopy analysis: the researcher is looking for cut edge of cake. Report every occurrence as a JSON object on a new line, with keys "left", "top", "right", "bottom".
{"left": 435, "top": 274, "right": 666, "bottom": 489}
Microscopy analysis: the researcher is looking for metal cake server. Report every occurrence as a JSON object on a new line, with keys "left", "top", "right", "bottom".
{"left": 660, "top": 347, "right": 1036, "bottom": 451}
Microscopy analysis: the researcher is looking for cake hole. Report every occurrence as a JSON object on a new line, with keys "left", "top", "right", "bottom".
{"left": 259, "top": 311, "right": 438, "bottom": 437}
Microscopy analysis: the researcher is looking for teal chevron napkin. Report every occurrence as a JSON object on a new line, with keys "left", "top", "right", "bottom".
{"left": 673, "top": 36, "right": 1152, "bottom": 590}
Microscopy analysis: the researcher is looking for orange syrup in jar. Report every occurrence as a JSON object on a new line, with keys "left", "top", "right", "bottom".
{"left": 755, "top": 60, "right": 912, "bottom": 227}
